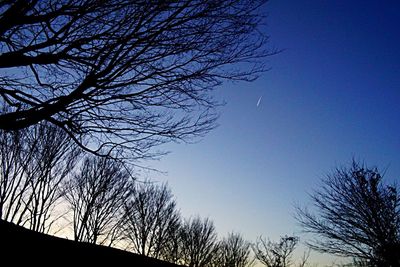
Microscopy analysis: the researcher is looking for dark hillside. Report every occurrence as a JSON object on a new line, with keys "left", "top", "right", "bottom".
{"left": 0, "top": 220, "right": 182, "bottom": 266}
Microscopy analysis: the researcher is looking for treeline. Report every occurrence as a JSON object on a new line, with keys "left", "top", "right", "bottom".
{"left": 2, "top": 123, "right": 399, "bottom": 267}
{"left": 0, "top": 122, "right": 306, "bottom": 267}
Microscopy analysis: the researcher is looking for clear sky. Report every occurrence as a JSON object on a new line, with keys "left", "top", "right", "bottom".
{"left": 151, "top": 0, "right": 400, "bottom": 264}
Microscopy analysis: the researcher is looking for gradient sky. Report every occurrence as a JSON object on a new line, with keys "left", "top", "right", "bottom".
{"left": 151, "top": 1, "right": 400, "bottom": 264}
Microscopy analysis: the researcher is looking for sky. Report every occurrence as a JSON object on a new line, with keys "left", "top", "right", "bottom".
{"left": 151, "top": 1, "right": 400, "bottom": 265}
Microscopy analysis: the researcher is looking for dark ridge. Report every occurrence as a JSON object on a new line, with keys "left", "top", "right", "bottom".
{"left": 0, "top": 220, "right": 182, "bottom": 266}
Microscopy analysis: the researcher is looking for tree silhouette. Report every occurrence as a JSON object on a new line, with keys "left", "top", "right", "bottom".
{"left": 63, "top": 156, "right": 131, "bottom": 244}
{"left": 218, "top": 232, "right": 254, "bottom": 267}
{"left": 253, "top": 235, "right": 300, "bottom": 267}
{"left": 123, "top": 182, "right": 181, "bottom": 258}
{"left": 0, "top": 122, "right": 80, "bottom": 232}
{"left": 296, "top": 161, "right": 400, "bottom": 266}
{"left": 158, "top": 216, "right": 182, "bottom": 264}
{"left": 0, "top": 0, "right": 274, "bottom": 159}
{"left": 179, "top": 216, "right": 218, "bottom": 267}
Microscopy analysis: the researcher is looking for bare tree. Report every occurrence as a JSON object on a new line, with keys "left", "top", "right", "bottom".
{"left": 0, "top": 0, "right": 275, "bottom": 159}
{"left": 219, "top": 232, "right": 254, "bottom": 267}
{"left": 159, "top": 217, "right": 183, "bottom": 264}
{"left": 253, "top": 235, "right": 300, "bottom": 267}
{"left": 0, "top": 122, "right": 80, "bottom": 233}
{"left": 295, "top": 161, "right": 400, "bottom": 267}
{"left": 123, "top": 182, "right": 181, "bottom": 258}
{"left": 0, "top": 127, "right": 33, "bottom": 223}
{"left": 179, "top": 216, "right": 218, "bottom": 267}
{"left": 63, "top": 156, "right": 131, "bottom": 244}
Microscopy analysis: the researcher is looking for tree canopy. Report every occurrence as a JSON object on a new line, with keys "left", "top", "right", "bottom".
{"left": 0, "top": 0, "right": 273, "bottom": 159}
{"left": 296, "top": 161, "right": 400, "bottom": 266}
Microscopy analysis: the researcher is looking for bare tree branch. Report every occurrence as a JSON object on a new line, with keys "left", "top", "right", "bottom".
{"left": 253, "top": 235, "right": 299, "bottom": 267}
{"left": 63, "top": 155, "right": 132, "bottom": 244}
{"left": 0, "top": 122, "right": 81, "bottom": 232}
{"left": 295, "top": 160, "right": 400, "bottom": 266}
{"left": 218, "top": 232, "right": 254, "bottom": 267}
{"left": 123, "top": 181, "right": 181, "bottom": 258}
{"left": 0, "top": 0, "right": 275, "bottom": 159}
{"left": 179, "top": 216, "right": 218, "bottom": 267}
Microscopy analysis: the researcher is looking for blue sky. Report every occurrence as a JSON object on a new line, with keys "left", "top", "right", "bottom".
{"left": 152, "top": 0, "right": 400, "bottom": 264}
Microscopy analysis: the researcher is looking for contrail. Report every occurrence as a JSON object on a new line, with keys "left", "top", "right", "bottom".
{"left": 256, "top": 96, "right": 262, "bottom": 107}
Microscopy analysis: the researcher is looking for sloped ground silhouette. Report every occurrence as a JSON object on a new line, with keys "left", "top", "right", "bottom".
{"left": 0, "top": 220, "right": 182, "bottom": 266}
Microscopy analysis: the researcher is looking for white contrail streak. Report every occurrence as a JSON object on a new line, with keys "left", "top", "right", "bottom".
{"left": 256, "top": 96, "right": 262, "bottom": 107}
